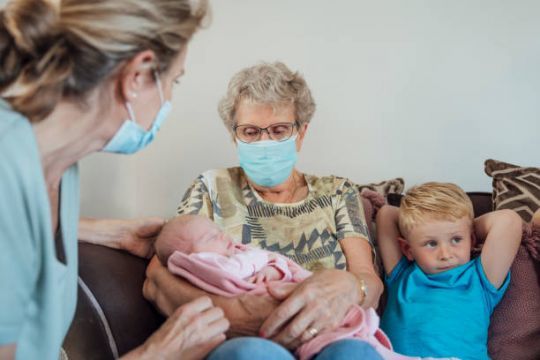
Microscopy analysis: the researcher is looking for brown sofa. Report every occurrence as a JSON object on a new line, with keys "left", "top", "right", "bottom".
{"left": 62, "top": 192, "right": 495, "bottom": 359}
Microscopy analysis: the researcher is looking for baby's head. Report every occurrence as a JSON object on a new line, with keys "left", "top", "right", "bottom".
{"left": 155, "top": 215, "right": 234, "bottom": 265}
{"left": 398, "top": 182, "right": 474, "bottom": 274}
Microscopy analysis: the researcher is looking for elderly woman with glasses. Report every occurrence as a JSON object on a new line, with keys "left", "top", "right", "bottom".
{"left": 143, "top": 62, "right": 384, "bottom": 359}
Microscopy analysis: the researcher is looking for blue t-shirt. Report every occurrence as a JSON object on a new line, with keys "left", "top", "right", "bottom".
{"left": 0, "top": 99, "right": 79, "bottom": 359}
{"left": 380, "top": 256, "right": 510, "bottom": 360}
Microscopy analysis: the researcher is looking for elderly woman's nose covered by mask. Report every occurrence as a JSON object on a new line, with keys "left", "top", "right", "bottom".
{"left": 219, "top": 62, "right": 315, "bottom": 190}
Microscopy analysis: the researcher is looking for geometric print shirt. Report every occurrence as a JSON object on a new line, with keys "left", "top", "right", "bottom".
{"left": 177, "top": 167, "right": 371, "bottom": 271}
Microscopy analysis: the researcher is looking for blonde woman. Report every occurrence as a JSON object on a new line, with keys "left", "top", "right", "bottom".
{"left": 0, "top": 0, "right": 229, "bottom": 359}
{"left": 144, "top": 62, "right": 384, "bottom": 359}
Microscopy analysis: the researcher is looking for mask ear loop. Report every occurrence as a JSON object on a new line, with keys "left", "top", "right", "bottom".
{"left": 125, "top": 70, "right": 163, "bottom": 125}
{"left": 154, "top": 70, "right": 165, "bottom": 105}
{"left": 125, "top": 102, "right": 137, "bottom": 124}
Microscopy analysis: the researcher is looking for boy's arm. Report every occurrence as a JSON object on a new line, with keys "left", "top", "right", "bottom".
{"left": 376, "top": 205, "right": 404, "bottom": 275}
{"left": 476, "top": 209, "right": 522, "bottom": 288}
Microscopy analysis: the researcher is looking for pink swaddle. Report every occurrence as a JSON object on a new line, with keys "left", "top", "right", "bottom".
{"left": 167, "top": 247, "right": 457, "bottom": 360}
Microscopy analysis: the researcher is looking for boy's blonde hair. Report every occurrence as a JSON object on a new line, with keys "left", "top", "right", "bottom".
{"left": 399, "top": 182, "right": 474, "bottom": 237}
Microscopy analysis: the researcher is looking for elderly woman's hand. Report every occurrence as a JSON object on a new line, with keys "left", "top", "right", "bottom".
{"left": 122, "top": 296, "right": 229, "bottom": 360}
{"left": 259, "top": 269, "right": 361, "bottom": 349}
{"left": 144, "top": 256, "right": 283, "bottom": 337}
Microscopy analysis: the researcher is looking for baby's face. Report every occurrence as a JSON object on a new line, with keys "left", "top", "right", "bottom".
{"left": 405, "top": 216, "right": 472, "bottom": 274}
{"left": 188, "top": 219, "right": 234, "bottom": 256}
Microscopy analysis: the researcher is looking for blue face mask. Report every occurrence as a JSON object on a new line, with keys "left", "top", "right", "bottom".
{"left": 102, "top": 71, "right": 172, "bottom": 154}
{"left": 237, "top": 135, "right": 298, "bottom": 187}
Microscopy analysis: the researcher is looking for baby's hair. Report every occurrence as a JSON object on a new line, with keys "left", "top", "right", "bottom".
{"left": 155, "top": 215, "right": 199, "bottom": 265}
{"left": 399, "top": 182, "right": 474, "bottom": 237}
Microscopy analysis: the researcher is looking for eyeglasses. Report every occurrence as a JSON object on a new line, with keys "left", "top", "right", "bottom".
{"left": 233, "top": 121, "right": 298, "bottom": 143}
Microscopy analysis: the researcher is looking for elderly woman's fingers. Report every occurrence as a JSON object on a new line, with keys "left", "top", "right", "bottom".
{"left": 261, "top": 269, "right": 359, "bottom": 348}
{"left": 266, "top": 282, "right": 297, "bottom": 300}
{"left": 270, "top": 302, "right": 339, "bottom": 349}
{"left": 272, "top": 306, "right": 321, "bottom": 349}
{"left": 259, "top": 288, "right": 307, "bottom": 338}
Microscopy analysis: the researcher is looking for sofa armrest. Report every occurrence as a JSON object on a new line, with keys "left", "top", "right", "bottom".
{"left": 63, "top": 243, "right": 165, "bottom": 359}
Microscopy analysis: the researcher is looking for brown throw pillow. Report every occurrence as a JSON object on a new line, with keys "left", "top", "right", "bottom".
{"left": 357, "top": 177, "right": 404, "bottom": 198}
{"left": 488, "top": 222, "right": 540, "bottom": 360}
{"left": 484, "top": 159, "right": 540, "bottom": 222}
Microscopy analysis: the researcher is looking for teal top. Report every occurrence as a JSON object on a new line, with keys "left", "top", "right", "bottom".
{"left": 0, "top": 99, "right": 79, "bottom": 359}
{"left": 380, "top": 256, "right": 510, "bottom": 360}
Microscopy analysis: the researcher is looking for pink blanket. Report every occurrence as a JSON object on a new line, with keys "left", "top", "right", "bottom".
{"left": 167, "top": 248, "right": 456, "bottom": 360}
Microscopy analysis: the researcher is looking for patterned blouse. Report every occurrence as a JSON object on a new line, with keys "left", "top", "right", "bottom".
{"left": 177, "top": 167, "right": 371, "bottom": 271}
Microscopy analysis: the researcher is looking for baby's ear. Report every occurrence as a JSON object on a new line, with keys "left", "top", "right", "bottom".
{"left": 398, "top": 237, "right": 414, "bottom": 261}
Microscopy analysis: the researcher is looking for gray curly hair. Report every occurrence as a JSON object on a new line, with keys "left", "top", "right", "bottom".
{"left": 218, "top": 62, "right": 316, "bottom": 133}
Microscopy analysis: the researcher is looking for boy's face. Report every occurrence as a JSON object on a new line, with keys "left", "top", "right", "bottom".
{"left": 401, "top": 216, "right": 472, "bottom": 274}
{"left": 188, "top": 218, "right": 235, "bottom": 256}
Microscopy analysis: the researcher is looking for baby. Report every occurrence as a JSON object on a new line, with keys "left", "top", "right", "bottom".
{"left": 376, "top": 182, "right": 522, "bottom": 360}
{"left": 155, "top": 214, "right": 311, "bottom": 292}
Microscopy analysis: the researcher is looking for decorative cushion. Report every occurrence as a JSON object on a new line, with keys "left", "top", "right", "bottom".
{"left": 357, "top": 177, "right": 405, "bottom": 198}
{"left": 484, "top": 159, "right": 540, "bottom": 359}
{"left": 488, "top": 222, "right": 540, "bottom": 360}
{"left": 484, "top": 159, "right": 540, "bottom": 222}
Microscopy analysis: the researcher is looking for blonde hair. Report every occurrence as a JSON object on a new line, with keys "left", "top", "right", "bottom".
{"left": 217, "top": 61, "right": 316, "bottom": 133}
{"left": 0, "top": 0, "right": 208, "bottom": 121}
{"left": 399, "top": 182, "right": 474, "bottom": 237}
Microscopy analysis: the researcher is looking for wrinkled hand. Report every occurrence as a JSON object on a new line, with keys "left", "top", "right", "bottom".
{"left": 79, "top": 217, "right": 165, "bottom": 258}
{"left": 230, "top": 291, "right": 282, "bottom": 337}
{"left": 137, "top": 296, "right": 229, "bottom": 360}
{"left": 116, "top": 217, "right": 165, "bottom": 258}
{"left": 143, "top": 256, "right": 283, "bottom": 338}
{"left": 260, "top": 269, "right": 359, "bottom": 350}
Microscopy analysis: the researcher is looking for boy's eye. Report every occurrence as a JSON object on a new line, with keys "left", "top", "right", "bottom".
{"left": 451, "top": 237, "right": 462, "bottom": 244}
{"left": 425, "top": 240, "right": 437, "bottom": 248}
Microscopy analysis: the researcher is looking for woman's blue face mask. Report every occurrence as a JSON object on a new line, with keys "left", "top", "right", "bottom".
{"left": 236, "top": 135, "right": 298, "bottom": 187}
{"left": 102, "top": 71, "right": 171, "bottom": 154}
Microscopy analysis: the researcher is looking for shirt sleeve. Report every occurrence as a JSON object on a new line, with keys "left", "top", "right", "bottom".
{"left": 0, "top": 127, "right": 38, "bottom": 344}
{"left": 384, "top": 256, "right": 409, "bottom": 285}
{"left": 176, "top": 175, "right": 214, "bottom": 220}
{"left": 474, "top": 257, "right": 511, "bottom": 312}
{"left": 335, "top": 179, "right": 371, "bottom": 243}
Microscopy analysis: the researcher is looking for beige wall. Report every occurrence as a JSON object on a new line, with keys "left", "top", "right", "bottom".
{"left": 80, "top": 0, "right": 540, "bottom": 219}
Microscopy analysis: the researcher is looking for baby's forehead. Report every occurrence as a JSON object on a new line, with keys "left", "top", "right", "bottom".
{"left": 172, "top": 216, "right": 216, "bottom": 234}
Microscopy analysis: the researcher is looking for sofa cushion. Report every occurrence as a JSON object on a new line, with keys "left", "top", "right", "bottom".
{"left": 484, "top": 159, "right": 540, "bottom": 360}
{"left": 484, "top": 159, "right": 540, "bottom": 222}
{"left": 357, "top": 177, "right": 404, "bottom": 197}
{"left": 488, "top": 222, "right": 540, "bottom": 360}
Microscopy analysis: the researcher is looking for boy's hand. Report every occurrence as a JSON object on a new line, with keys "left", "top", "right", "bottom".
{"left": 476, "top": 209, "right": 523, "bottom": 288}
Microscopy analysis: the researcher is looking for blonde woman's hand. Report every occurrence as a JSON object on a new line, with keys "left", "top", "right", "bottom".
{"left": 128, "top": 296, "right": 229, "bottom": 360}
{"left": 79, "top": 217, "right": 165, "bottom": 258}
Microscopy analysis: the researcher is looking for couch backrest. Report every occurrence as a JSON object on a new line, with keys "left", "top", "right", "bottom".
{"left": 387, "top": 192, "right": 493, "bottom": 217}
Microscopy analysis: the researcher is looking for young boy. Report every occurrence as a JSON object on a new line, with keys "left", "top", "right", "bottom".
{"left": 376, "top": 182, "right": 522, "bottom": 360}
